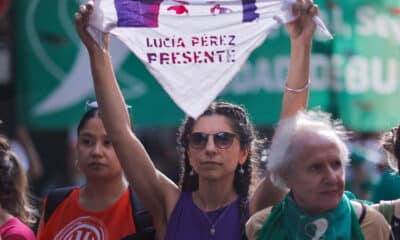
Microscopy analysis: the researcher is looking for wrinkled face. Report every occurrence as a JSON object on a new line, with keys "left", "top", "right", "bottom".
{"left": 77, "top": 117, "right": 122, "bottom": 181}
{"left": 187, "top": 115, "right": 248, "bottom": 181}
{"left": 285, "top": 131, "right": 345, "bottom": 215}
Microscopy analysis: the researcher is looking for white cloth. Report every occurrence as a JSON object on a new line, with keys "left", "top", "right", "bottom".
{"left": 88, "top": 0, "right": 331, "bottom": 118}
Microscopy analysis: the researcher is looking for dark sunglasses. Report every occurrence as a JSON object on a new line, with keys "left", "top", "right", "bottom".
{"left": 188, "top": 132, "right": 237, "bottom": 150}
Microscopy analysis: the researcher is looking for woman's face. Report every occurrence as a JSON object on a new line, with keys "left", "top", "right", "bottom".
{"left": 77, "top": 117, "right": 122, "bottom": 181}
{"left": 285, "top": 131, "right": 345, "bottom": 215}
{"left": 187, "top": 114, "right": 248, "bottom": 181}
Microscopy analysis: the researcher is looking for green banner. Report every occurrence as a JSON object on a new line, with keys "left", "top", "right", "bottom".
{"left": 331, "top": 0, "right": 400, "bottom": 131}
{"left": 15, "top": 0, "right": 400, "bottom": 131}
{"left": 221, "top": 6, "right": 334, "bottom": 125}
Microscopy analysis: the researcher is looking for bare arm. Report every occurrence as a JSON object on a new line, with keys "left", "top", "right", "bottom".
{"left": 280, "top": 0, "right": 317, "bottom": 119}
{"left": 249, "top": 170, "right": 287, "bottom": 214}
{"left": 74, "top": 2, "right": 180, "bottom": 226}
{"left": 250, "top": 0, "right": 318, "bottom": 213}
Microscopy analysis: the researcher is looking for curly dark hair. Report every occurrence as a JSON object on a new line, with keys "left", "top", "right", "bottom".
{"left": 177, "top": 101, "right": 264, "bottom": 237}
{"left": 0, "top": 136, "right": 37, "bottom": 225}
{"left": 382, "top": 126, "right": 400, "bottom": 172}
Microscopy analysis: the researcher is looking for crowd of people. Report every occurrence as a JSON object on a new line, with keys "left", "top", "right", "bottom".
{"left": 1, "top": 0, "right": 400, "bottom": 239}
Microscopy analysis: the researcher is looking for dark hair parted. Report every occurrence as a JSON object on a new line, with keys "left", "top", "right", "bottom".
{"left": 77, "top": 102, "right": 133, "bottom": 135}
{"left": 77, "top": 107, "right": 101, "bottom": 135}
{"left": 382, "top": 126, "right": 400, "bottom": 172}
{"left": 177, "top": 101, "right": 264, "bottom": 237}
{"left": 0, "top": 136, "right": 37, "bottom": 225}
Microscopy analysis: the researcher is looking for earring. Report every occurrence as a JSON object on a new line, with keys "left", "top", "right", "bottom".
{"left": 239, "top": 165, "right": 244, "bottom": 175}
{"left": 75, "top": 159, "right": 81, "bottom": 171}
{"left": 189, "top": 169, "right": 194, "bottom": 176}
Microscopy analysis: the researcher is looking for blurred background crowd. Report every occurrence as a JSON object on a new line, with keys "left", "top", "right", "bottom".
{"left": 0, "top": 0, "right": 400, "bottom": 226}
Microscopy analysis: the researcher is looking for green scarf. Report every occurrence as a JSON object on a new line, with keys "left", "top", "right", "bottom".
{"left": 256, "top": 192, "right": 364, "bottom": 240}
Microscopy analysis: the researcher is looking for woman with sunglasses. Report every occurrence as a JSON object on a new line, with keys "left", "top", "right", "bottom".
{"left": 36, "top": 103, "right": 154, "bottom": 240}
{"left": 0, "top": 136, "right": 36, "bottom": 240}
{"left": 75, "top": 0, "right": 318, "bottom": 239}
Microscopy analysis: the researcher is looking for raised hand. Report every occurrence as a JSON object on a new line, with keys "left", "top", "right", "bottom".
{"left": 74, "top": 1, "right": 109, "bottom": 52}
{"left": 287, "top": 0, "right": 318, "bottom": 45}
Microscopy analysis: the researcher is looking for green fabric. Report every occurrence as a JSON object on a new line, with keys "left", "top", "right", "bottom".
{"left": 377, "top": 201, "right": 395, "bottom": 223}
{"left": 372, "top": 170, "right": 400, "bottom": 203}
{"left": 345, "top": 191, "right": 373, "bottom": 206}
{"left": 257, "top": 193, "right": 365, "bottom": 240}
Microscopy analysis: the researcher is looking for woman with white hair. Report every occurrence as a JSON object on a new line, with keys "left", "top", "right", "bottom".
{"left": 246, "top": 110, "right": 391, "bottom": 240}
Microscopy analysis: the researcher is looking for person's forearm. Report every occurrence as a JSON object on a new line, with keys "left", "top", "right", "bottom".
{"left": 88, "top": 48, "right": 131, "bottom": 139}
{"left": 250, "top": 176, "right": 287, "bottom": 215}
{"left": 280, "top": 41, "right": 311, "bottom": 119}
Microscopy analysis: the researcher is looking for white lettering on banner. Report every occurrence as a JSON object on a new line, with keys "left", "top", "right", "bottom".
{"left": 224, "top": 55, "right": 331, "bottom": 94}
{"left": 333, "top": 5, "right": 400, "bottom": 43}
{"left": 357, "top": 7, "right": 382, "bottom": 36}
{"left": 254, "top": 59, "right": 274, "bottom": 91}
{"left": 333, "top": 55, "right": 399, "bottom": 94}
{"left": 274, "top": 56, "right": 290, "bottom": 87}
{"left": 345, "top": 56, "right": 369, "bottom": 93}
{"left": 225, "top": 54, "right": 399, "bottom": 95}
{"left": 356, "top": 6, "right": 400, "bottom": 42}
{"left": 371, "top": 58, "right": 397, "bottom": 94}
{"left": 331, "top": 7, "right": 352, "bottom": 38}
{"left": 310, "top": 54, "right": 331, "bottom": 90}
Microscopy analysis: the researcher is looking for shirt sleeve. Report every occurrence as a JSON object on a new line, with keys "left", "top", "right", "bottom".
{"left": 361, "top": 204, "right": 392, "bottom": 240}
{"left": 245, "top": 207, "right": 272, "bottom": 240}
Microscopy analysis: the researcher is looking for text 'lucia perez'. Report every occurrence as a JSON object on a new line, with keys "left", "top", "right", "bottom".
{"left": 145, "top": 34, "right": 237, "bottom": 65}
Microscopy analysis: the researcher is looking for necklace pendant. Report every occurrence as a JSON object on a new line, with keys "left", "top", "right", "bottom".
{"left": 210, "top": 226, "right": 216, "bottom": 236}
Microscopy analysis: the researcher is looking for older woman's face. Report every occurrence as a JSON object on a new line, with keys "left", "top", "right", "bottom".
{"left": 285, "top": 131, "right": 345, "bottom": 216}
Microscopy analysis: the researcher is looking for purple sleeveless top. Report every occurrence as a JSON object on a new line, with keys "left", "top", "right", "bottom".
{"left": 165, "top": 192, "right": 249, "bottom": 240}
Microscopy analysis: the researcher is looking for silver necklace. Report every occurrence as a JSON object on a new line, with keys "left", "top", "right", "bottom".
{"left": 200, "top": 202, "right": 233, "bottom": 237}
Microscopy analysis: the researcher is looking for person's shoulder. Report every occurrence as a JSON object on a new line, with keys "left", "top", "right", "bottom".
{"left": 351, "top": 201, "right": 391, "bottom": 240}
{"left": 245, "top": 207, "right": 273, "bottom": 240}
{"left": 350, "top": 200, "right": 386, "bottom": 223}
{"left": 1, "top": 218, "right": 35, "bottom": 240}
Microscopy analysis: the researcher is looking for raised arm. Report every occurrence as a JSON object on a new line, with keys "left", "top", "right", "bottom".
{"left": 74, "top": 1, "right": 180, "bottom": 226}
{"left": 280, "top": 0, "right": 317, "bottom": 119}
{"left": 250, "top": 0, "right": 318, "bottom": 214}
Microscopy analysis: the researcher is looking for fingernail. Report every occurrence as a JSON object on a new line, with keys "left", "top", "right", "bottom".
{"left": 79, "top": 4, "right": 87, "bottom": 13}
{"left": 87, "top": 1, "right": 94, "bottom": 8}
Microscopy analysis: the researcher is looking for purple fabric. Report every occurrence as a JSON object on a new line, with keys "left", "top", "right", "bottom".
{"left": 114, "top": 0, "right": 163, "bottom": 27}
{"left": 242, "top": 0, "right": 259, "bottom": 22}
{"left": 165, "top": 192, "right": 248, "bottom": 240}
{"left": 115, "top": 0, "right": 260, "bottom": 27}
